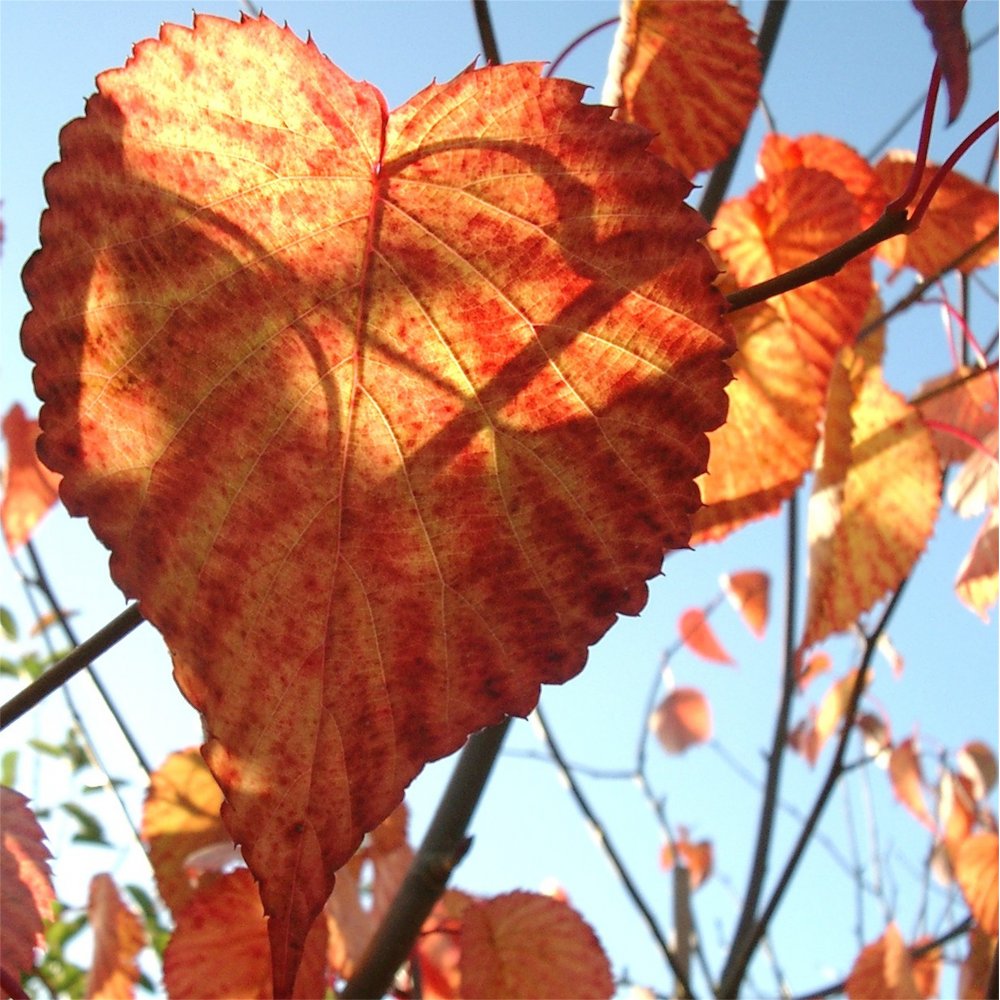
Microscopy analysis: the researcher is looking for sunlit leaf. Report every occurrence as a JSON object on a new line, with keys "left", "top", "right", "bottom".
{"left": 813, "top": 669, "right": 868, "bottom": 759}
{"left": 659, "top": 828, "right": 713, "bottom": 890}
{"left": 875, "top": 152, "right": 999, "bottom": 275}
{"left": 956, "top": 833, "right": 999, "bottom": 937}
{"left": 915, "top": 365, "right": 998, "bottom": 466}
{"left": 888, "top": 737, "right": 936, "bottom": 830}
{"left": 142, "top": 748, "right": 227, "bottom": 919}
{"left": 458, "top": 891, "right": 613, "bottom": 999}
{"left": 695, "top": 167, "right": 872, "bottom": 542}
{"left": 801, "top": 345, "right": 941, "bottom": 649}
{"left": 603, "top": 0, "right": 761, "bottom": 177}
{"left": 956, "top": 506, "right": 998, "bottom": 620}
{"left": 846, "top": 923, "right": 920, "bottom": 1000}
{"left": 956, "top": 740, "right": 999, "bottom": 801}
{"left": 86, "top": 873, "right": 145, "bottom": 1000}
{"left": 1, "top": 403, "right": 62, "bottom": 553}
{"left": 162, "top": 868, "right": 327, "bottom": 999}
{"left": 912, "top": 0, "right": 970, "bottom": 123}
{"left": 757, "top": 134, "right": 888, "bottom": 229}
{"left": 0, "top": 788, "right": 55, "bottom": 986}
{"left": 796, "top": 650, "right": 832, "bottom": 691}
{"left": 413, "top": 890, "right": 476, "bottom": 1000}
{"left": 21, "top": 17, "right": 734, "bottom": 988}
{"left": 720, "top": 570, "right": 769, "bottom": 638}
{"left": 650, "top": 688, "right": 712, "bottom": 754}
{"left": 677, "top": 608, "right": 734, "bottom": 665}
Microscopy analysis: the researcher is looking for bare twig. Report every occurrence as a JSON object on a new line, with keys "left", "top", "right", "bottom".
{"left": 471, "top": 0, "right": 501, "bottom": 65}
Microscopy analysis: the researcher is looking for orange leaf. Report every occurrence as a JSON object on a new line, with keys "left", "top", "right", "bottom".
{"left": 958, "top": 926, "right": 998, "bottom": 999}
{"left": 86, "top": 873, "right": 145, "bottom": 1000}
{"left": 603, "top": 0, "right": 761, "bottom": 177}
{"left": 846, "top": 923, "right": 920, "bottom": 1000}
{"left": 938, "top": 771, "right": 978, "bottom": 874}
{"left": 414, "top": 890, "right": 476, "bottom": 1000}
{"left": 0, "top": 789, "right": 55, "bottom": 987}
{"left": 678, "top": 608, "right": 734, "bottom": 665}
{"left": 912, "top": 0, "right": 970, "bottom": 123}
{"left": 875, "top": 152, "right": 999, "bottom": 275}
{"left": 1, "top": 403, "right": 61, "bottom": 552}
{"left": 162, "top": 868, "right": 327, "bottom": 999}
{"left": 20, "top": 16, "right": 733, "bottom": 992}
{"left": 458, "top": 891, "right": 613, "bottom": 999}
{"left": 695, "top": 167, "right": 872, "bottom": 542}
{"left": 888, "top": 737, "right": 936, "bottom": 830}
{"left": 660, "top": 831, "right": 713, "bottom": 890}
{"left": 142, "top": 748, "right": 228, "bottom": 919}
{"left": 813, "top": 669, "right": 868, "bottom": 759}
{"left": 956, "top": 833, "right": 1000, "bottom": 937}
{"left": 650, "top": 688, "right": 713, "bottom": 754}
{"left": 720, "top": 570, "right": 770, "bottom": 638}
{"left": 796, "top": 650, "right": 832, "bottom": 691}
{"left": 801, "top": 346, "right": 941, "bottom": 649}
{"left": 916, "top": 365, "right": 998, "bottom": 467}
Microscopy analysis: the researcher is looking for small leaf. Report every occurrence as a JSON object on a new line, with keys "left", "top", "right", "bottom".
{"left": 813, "top": 669, "right": 868, "bottom": 759}
{"left": 603, "top": 0, "right": 761, "bottom": 177}
{"left": 86, "top": 873, "right": 145, "bottom": 1000}
{"left": 956, "top": 833, "right": 999, "bottom": 937}
{"left": 62, "top": 802, "right": 111, "bottom": 846}
{"left": 956, "top": 740, "right": 998, "bottom": 801}
{"left": 875, "top": 152, "right": 999, "bottom": 276}
{"left": 677, "top": 608, "right": 734, "bottom": 665}
{"left": 0, "top": 788, "right": 55, "bottom": 985}
{"left": 0, "top": 606, "right": 18, "bottom": 641}
{"left": 650, "top": 688, "right": 712, "bottom": 754}
{"left": 720, "top": 570, "right": 769, "bottom": 638}
{"left": 659, "top": 829, "right": 713, "bottom": 890}
{"left": 796, "top": 650, "right": 832, "bottom": 691}
{"left": 1, "top": 403, "right": 62, "bottom": 552}
{"left": 955, "top": 507, "right": 998, "bottom": 620}
{"left": 458, "top": 891, "right": 613, "bottom": 999}
{"left": 912, "top": 0, "right": 970, "bottom": 123}
{"left": 846, "top": 923, "right": 920, "bottom": 1000}
{"left": 888, "top": 737, "right": 936, "bottom": 830}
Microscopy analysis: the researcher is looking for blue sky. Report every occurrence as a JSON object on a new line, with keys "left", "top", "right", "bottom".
{"left": 1, "top": 2, "right": 997, "bottom": 997}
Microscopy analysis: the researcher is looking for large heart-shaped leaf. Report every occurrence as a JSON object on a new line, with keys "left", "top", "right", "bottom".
{"left": 21, "top": 14, "right": 732, "bottom": 992}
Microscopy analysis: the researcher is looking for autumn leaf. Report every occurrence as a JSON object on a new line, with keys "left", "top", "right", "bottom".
{"left": 916, "top": 365, "right": 998, "bottom": 466}
{"left": 0, "top": 788, "right": 55, "bottom": 989}
{"left": 694, "top": 166, "right": 872, "bottom": 542}
{"left": 955, "top": 507, "right": 999, "bottom": 620}
{"left": 888, "top": 737, "right": 936, "bottom": 831}
{"left": 86, "top": 873, "right": 145, "bottom": 1000}
{"left": 413, "top": 890, "right": 476, "bottom": 1000}
{"left": 846, "top": 923, "right": 921, "bottom": 1000}
{"left": 677, "top": 608, "right": 734, "bottom": 665}
{"left": 602, "top": 0, "right": 761, "bottom": 177}
{"left": 720, "top": 569, "right": 769, "bottom": 637}
{"left": 912, "top": 0, "right": 970, "bottom": 123}
{"left": 142, "top": 748, "right": 228, "bottom": 919}
{"left": 458, "top": 891, "right": 613, "bottom": 999}
{"left": 20, "top": 15, "right": 734, "bottom": 992}
{"left": 958, "top": 926, "right": 998, "bottom": 999}
{"left": 956, "top": 833, "right": 999, "bottom": 937}
{"left": 650, "top": 688, "right": 712, "bottom": 754}
{"left": 956, "top": 740, "right": 999, "bottom": 801}
{"left": 659, "top": 828, "right": 713, "bottom": 890}
{"left": 875, "top": 152, "right": 999, "bottom": 276}
{"left": 796, "top": 650, "right": 832, "bottom": 690}
{"left": 1, "top": 403, "right": 62, "bottom": 553}
{"left": 162, "top": 868, "right": 328, "bottom": 1000}
{"left": 813, "top": 669, "right": 868, "bottom": 759}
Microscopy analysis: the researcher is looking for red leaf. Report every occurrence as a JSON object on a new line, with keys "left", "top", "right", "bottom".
{"left": 650, "top": 688, "right": 713, "bottom": 754}
{"left": 1, "top": 404, "right": 61, "bottom": 553}
{"left": 846, "top": 923, "right": 920, "bottom": 1000}
{"left": 0, "top": 789, "right": 55, "bottom": 987}
{"left": 677, "top": 608, "right": 734, "bottom": 665}
{"left": 20, "top": 16, "right": 733, "bottom": 992}
{"left": 720, "top": 570, "right": 769, "bottom": 638}
{"left": 659, "top": 830, "right": 713, "bottom": 890}
{"left": 912, "top": 0, "right": 970, "bottom": 123}
{"left": 458, "top": 892, "right": 613, "bottom": 999}
{"left": 888, "top": 737, "right": 936, "bottom": 830}
{"left": 86, "top": 873, "right": 145, "bottom": 1000}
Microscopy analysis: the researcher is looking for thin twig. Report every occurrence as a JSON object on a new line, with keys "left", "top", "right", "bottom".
{"left": 471, "top": 0, "right": 501, "bottom": 65}
{"left": 340, "top": 719, "right": 511, "bottom": 999}
{"left": 0, "top": 604, "right": 144, "bottom": 730}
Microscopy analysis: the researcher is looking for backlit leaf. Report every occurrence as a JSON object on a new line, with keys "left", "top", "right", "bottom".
{"left": 162, "top": 868, "right": 327, "bottom": 1000}
{"left": 0, "top": 788, "right": 55, "bottom": 986}
{"left": 650, "top": 688, "right": 712, "bottom": 754}
{"left": 813, "top": 669, "right": 868, "bottom": 759}
{"left": 888, "top": 737, "right": 936, "bottom": 830}
{"left": 915, "top": 365, "right": 998, "bottom": 466}
{"left": 142, "top": 748, "right": 227, "bottom": 919}
{"left": 956, "top": 833, "right": 999, "bottom": 937}
{"left": 21, "top": 15, "right": 733, "bottom": 990}
{"left": 86, "top": 873, "right": 145, "bottom": 1000}
{"left": 912, "top": 0, "right": 970, "bottom": 123}
{"left": 659, "top": 828, "right": 713, "bottom": 890}
{"left": 958, "top": 926, "right": 997, "bottom": 999}
{"left": 1, "top": 403, "right": 62, "bottom": 552}
{"left": 801, "top": 345, "right": 941, "bottom": 649}
{"left": 720, "top": 569, "right": 769, "bottom": 637}
{"left": 695, "top": 166, "right": 872, "bottom": 542}
{"left": 875, "top": 152, "right": 999, "bottom": 275}
{"left": 846, "top": 923, "right": 920, "bottom": 1000}
{"left": 796, "top": 650, "right": 832, "bottom": 690}
{"left": 603, "top": 0, "right": 761, "bottom": 177}
{"left": 956, "top": 740, "right": 999, "bottom": 801}
{"left": 458, "top": 891, "right": 613, "bottom": 999}
{"left": 677, "top": 608, "right": 734, "bottom": 664}
{"left": 413, "top": 890, "right": 476, "bottom": 1000}
{"left": 956, "top": 507, "right": 999, "bottom": 620}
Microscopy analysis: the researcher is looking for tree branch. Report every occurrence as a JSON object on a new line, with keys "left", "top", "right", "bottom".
{"left": 471, "top": 0, "right": 502, "bottom": 65}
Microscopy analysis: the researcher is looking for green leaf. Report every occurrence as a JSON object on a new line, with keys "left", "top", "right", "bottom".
{"left": 0, "top": 605, "right": 18, "bottom": 640}
{"left": 60, "top": 801, "right": 110, "bottom": 846}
